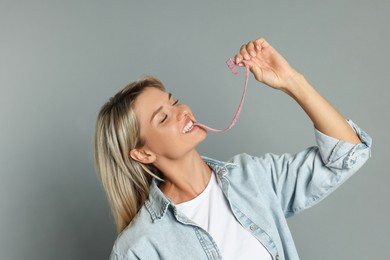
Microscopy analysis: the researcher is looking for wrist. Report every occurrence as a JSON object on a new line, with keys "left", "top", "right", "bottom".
{"left": 281, "top": 72, "right": 312, "bottom": 100}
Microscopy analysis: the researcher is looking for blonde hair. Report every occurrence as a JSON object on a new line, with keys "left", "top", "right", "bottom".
{"left": 94, "top": 76, "right": 165, "bottom": 233}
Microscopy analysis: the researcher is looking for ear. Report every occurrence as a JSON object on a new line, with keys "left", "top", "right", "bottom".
{"left": 130, "top": 149, "right": 156, "bottom": 164}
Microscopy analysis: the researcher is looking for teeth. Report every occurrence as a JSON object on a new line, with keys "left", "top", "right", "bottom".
{"left": 182, "top": 120, "right": 194, "bottom": 133}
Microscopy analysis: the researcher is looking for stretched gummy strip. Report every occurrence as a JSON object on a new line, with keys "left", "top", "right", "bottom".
{"left": 194, "top": 59, "right": 250, "bottom": 133}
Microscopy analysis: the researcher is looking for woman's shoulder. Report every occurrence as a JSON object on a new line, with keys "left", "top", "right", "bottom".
{"left": 202, "top": 153, "right": 272, "bottom": 181}
{"left": 202, "top": 153, "right": 273, "bottom": 169}
{"left": 110, "top": 208, "right": 158, "bottom": 259}
{"left": 112, "top": 189, "right": 180, "bottom": 255}
{"left": 110, "top": 201, "right": 201, "bottom": 259}
{"left": 113, "top": 206, "right": 153, "bottom": 249}
{"left": 202, "top": 153, "right": 269, "bottom": 166}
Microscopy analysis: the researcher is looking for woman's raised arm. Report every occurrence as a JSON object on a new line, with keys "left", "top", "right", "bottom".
{"left": 234, "top": 37, "right": 361, "bottom": 144}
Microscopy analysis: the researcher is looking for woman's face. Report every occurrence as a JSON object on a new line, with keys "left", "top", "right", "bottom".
{"left": 133, "top": 87, "right": 207, "bottom": 162}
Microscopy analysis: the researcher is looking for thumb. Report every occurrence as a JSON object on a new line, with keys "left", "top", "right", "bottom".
{"left": 245, "top": 60, "right": 263, "bottom": 82}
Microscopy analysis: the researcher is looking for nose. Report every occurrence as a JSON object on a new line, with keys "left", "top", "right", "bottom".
{"left": 176, "top": 106, "right": 189, "bottom": 122}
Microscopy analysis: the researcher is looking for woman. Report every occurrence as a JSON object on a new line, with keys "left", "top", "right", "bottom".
{"left": 94, "top": 37, "right": 371, "bottom": 260}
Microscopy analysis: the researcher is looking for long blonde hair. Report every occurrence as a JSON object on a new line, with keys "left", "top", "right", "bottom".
{"left": 94, "top": 76, "right": 164, "bottom": 233}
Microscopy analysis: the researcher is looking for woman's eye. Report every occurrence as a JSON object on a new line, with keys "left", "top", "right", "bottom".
{"left": 160, "top": 114, "right": 168, "bottom": 123}
{"left": 159, "top": 99, "right": 178, "bottom": 124}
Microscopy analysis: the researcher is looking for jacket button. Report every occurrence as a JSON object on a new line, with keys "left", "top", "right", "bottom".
{"left": 249, "top": 224, "right": 258, "bottom": 231}
{"left": 275, "top": 255, "right": 279, "bottom": 260}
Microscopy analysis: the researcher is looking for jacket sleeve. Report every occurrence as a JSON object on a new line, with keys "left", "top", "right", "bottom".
{"left": 110, "top": 250, "right": 140, "bottom": 260}
{"left": 268, "top": 119, "right": 372, "bottom": 217}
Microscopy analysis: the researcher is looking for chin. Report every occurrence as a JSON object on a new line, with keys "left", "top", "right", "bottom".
{"left": 197, "top": 128, "right": 208, "bottom": 142}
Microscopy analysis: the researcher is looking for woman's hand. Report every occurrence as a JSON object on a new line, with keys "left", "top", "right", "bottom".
{"left": 235, "top": 38, "right": 361, "bottom": 144}
{"left": 234, "top": 38, "right": 298, "bottom": 92}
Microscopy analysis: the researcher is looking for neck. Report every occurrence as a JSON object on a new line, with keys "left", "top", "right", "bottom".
{"left": 155, "top": 150, "right": 212, "bottom": 204}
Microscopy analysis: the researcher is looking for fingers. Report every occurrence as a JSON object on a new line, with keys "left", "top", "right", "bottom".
{"left": 254, "top": 37, "right": 269, "bottom": 50}
{"left": 234, "top": 43, "right": 252, "bottom": 65}
{"left": 234, "top": 38, "right": 265, "bottom": 65}
{"left": 234, "top": 45, "right": 244, "bottom": 65}
{"left": 241, "top": 42, "right": 256, "bottom": 60}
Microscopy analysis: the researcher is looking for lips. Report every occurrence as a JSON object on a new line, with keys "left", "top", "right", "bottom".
{"left": 182, "top": 119, "right": 194, "bottom": 134}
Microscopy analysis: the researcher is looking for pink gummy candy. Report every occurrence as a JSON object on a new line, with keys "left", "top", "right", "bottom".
{"left": 226, "top": 58, "right": 239, "bottom": 75}
{"left": 194, "top": 59, "right": 250, "bottom": 133}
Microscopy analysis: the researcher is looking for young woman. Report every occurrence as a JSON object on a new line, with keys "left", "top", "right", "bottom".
{"left": 94, "top": 37, "right": 371, "bottom": 260}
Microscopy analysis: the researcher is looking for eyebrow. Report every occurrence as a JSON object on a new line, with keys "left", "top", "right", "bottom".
{"left": 150, "top": 92, "right": 172, "bottom": 122}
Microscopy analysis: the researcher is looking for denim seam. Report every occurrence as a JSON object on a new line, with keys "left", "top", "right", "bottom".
{"left": 230, "top": 203, "right": 279, "bottom": 257}
{"left": 112, "top": 250, "right": 126, "bottom": 260}
{"left": 145, "top": 201, "right": 156, "bottom": 221}
{"left": 343, "top": 143, "right": 359, "bottom": 168}
{"left": 327, "top": 140, "right": 342, "bottom": 166}
{"left": 194, "top": 226, "right": 220, "bottom": 259}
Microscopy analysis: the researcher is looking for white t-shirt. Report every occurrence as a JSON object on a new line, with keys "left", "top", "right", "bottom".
{"left": 176, "top": 173, "right": 272, "bottom": 260}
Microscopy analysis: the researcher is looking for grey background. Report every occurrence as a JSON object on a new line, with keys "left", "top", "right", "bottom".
{"left": 1, "top": 1, "right": 388, "bottom": 259}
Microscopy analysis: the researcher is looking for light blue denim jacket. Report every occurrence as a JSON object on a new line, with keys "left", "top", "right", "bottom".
{"left": 110, "top": 120, "right": 372, "bottom": 260}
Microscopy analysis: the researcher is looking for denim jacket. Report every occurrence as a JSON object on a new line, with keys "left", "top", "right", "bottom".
{"left": 110, "top": 120, "right": 372, "bottom": 260}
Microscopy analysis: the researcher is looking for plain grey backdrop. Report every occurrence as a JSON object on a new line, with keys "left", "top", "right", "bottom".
{"left": 1, "top": 0, "right": 388, "bottom": 259}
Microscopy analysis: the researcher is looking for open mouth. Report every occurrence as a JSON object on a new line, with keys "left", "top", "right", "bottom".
{"left": 182, "top": 120, "right": 194, "bottom": 134}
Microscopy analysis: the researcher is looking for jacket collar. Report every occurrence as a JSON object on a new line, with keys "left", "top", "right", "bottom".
{"left": 201, "top": 156, "right": 237, "bottom": 176}
{"left": 144, "top": 156, "right": 237, "bottom": 222}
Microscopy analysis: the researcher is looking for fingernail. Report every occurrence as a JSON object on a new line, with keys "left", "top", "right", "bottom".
{"left": 238, "top": 63, "right": 243, "bottom": 67}
{"left": 244, "top": 54, "right": 250, "bottom": 60}
{"left": 256, "top": 44, "right": 262, "bottom": 50}
{"left": 250, "top": 51, "right": 256, "bottom": 57}
{"left": 235, "top": 57, "right": 241, "bottom": 64}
